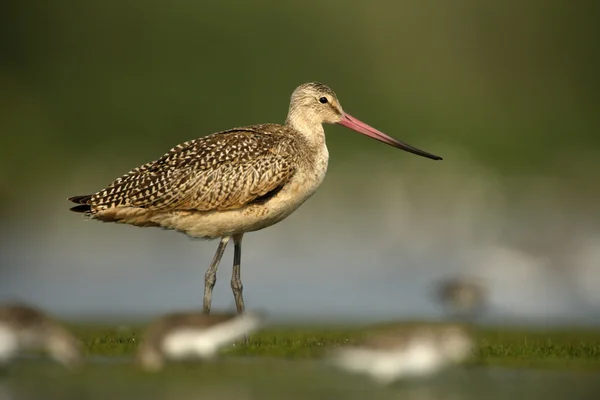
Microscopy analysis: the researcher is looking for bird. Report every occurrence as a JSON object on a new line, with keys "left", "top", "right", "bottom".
{"left": 0, "top": 302, "right": 83, "bottom": 369}
{"left": 68, "top": 82, "right": 443, "bottom": 319}
{"left": 435, "top": 277, "right": 488, "bottom": 321}
{"left": 329, "top": 323, "right": 473, "bottom": 385}
{"left": 135, "top": 310, "right": 264, "bottom": 371}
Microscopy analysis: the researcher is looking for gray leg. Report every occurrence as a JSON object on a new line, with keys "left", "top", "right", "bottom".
{"left": 231, "top": 234, "right": 245, "bottom": 315}
{"left": 203, "top": 236, "right": 230, "bottom": 314}
{"left": 231, "top": 234, "right": 248, "bottom": 344}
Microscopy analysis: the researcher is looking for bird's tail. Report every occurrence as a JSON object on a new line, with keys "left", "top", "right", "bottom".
{"left": 67, "top": 195, "right": 93, "bottom": 213}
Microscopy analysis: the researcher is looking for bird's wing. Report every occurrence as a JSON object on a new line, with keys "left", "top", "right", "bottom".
{"left": 87, "top": 127, "right": 298, "bottom": 212}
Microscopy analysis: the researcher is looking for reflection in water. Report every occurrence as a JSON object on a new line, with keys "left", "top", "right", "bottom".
{"left": 0, "top": 381, "right": 14, "bottom": 400}
{"left": 1, "top": 359, "right": 599, "bottom": 400}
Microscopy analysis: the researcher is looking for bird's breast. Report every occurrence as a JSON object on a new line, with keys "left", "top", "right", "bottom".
{"left": 254, "top": 143, "right": 329, "bottom": 219}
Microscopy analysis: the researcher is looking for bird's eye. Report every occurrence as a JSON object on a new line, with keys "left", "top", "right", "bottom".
{"left": 319, "top": 97, "right": 328, "bottom": 104}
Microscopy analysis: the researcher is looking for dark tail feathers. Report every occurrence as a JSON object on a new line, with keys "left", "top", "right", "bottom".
{"left": 68, "top": 195, "right": 92, "bottom": 213}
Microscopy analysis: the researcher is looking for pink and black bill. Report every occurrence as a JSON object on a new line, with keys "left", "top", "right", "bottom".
{"left": 338, "top": 113, "right": 443, "bottom": 161}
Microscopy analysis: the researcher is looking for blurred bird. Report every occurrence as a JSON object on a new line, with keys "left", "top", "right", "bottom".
{"left": 136, "top": 310, "right": 264, "bottom": 371}
{"left": 329, "top": 323, "right": 473, "bottom": 385}
{"left": 0, "top": 303, "right": 83, "bottom": 369}
{"left": 68, "top": 82, "right": 442, "bottom": 319}
{"left": 435, "top": 277, "right": 488, "bottom": 320}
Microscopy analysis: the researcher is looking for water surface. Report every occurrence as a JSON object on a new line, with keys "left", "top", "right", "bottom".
{"left": 1, "top": 358, "right": 597, "bottom": 400}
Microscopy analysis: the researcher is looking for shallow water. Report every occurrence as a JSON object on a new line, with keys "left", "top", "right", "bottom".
{"left": 1, "top": 358, "right": 598, "bottom": 400}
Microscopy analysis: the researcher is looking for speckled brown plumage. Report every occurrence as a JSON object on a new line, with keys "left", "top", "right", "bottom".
{"left": 70, "top": 125, "right": 309, "bottom": 214}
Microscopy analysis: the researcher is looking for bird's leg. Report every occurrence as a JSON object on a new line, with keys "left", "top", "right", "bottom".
{"left": 203, "top": 236, "right": 230, "bottom": 314}
{"left": 231, "top": 234, "right": 245, "bottom": 315}
{"left": 231, "top": 234, "right": 248, "bottom": 344}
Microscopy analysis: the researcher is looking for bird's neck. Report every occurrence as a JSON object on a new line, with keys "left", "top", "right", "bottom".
{"left": 286, "top": 116, "right": 326, "bottom": 149}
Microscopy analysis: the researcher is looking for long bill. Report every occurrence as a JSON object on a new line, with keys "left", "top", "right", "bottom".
{"left": 337, "top": 113, "right": 443, "bottom": 160}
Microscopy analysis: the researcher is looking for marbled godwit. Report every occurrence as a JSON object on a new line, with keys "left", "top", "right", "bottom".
{"left": 136, "top": 311, "right": 264, "bottom": 371}
{"left": 329, "top": 323, "right": 473, "bottom": 384}
{"left": 68, "top": 82, "right": 442, "bottom": 317}
{"left": 0, "top": 303, "right": 83, "bottom": 369}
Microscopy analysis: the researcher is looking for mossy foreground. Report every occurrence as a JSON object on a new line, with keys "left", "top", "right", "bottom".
{"left": 72, "top": 322, "right": 600, "bottom": 370}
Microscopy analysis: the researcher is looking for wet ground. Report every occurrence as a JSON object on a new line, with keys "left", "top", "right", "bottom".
{"left": 1, "top": 357, "right": 598, "bottom": 400}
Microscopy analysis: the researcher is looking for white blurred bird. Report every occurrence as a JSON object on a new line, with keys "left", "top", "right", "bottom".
{"left": 330, "top": 324, "right": 473, "bottom": 385}
{"left": 136, "top": 310, "right": 264, "bottom": 371}
{"left": 0, "top": 302, "right": 83, "bottom": 369}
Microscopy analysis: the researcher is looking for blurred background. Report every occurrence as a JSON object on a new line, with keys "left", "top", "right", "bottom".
{"left": 1, "top": 0, "right": 599, "bottom": 324}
